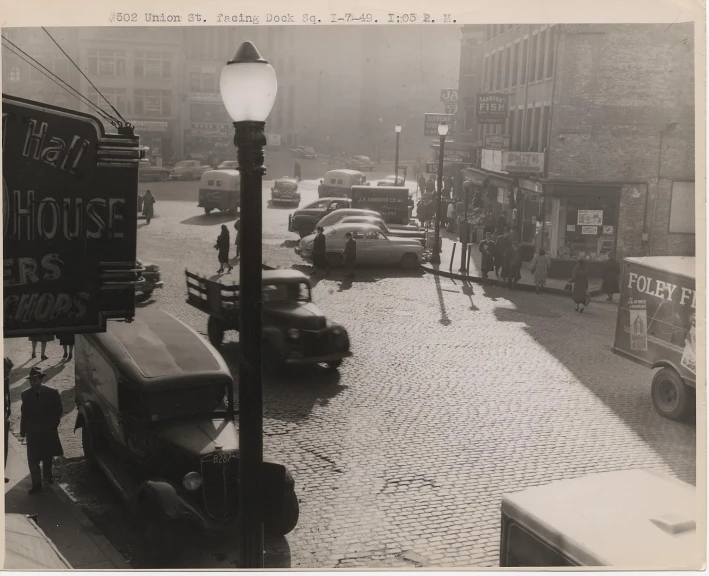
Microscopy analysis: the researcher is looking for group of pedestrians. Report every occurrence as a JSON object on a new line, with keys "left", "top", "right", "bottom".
{"left": 28, "top": 333, "right": 75, "bottom": 361}
{"left": 308, "top": 226, "right": 357, "bottom": 278}
{"left": 215, "top": 217, "right": 242, "bottom": 274}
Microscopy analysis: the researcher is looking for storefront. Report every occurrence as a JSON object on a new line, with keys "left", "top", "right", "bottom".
{"left": 464, "top": 166, "right": 514, "bottom": 233}
{"left": 130, "top": 120, "right": 174, "bottom": 162}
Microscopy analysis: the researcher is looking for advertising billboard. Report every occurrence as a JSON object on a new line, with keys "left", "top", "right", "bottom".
{"left": 351, "top": 186, "right": 409, "bottom": 225}
{"left": 476, "top": 93, "right": 510, "bottom": 124}
{"left": 424, "top": 113, "right": 455, "bottom": 136}
{"left": 3, "top": 95, "right": 142, "bottom": 337}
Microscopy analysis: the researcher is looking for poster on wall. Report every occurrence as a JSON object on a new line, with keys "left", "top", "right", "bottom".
{"left": 566, "top": 225, "right": 576, "bottom": 232}
{"left": 603, "top": 225, "right": 614, "bottom": 235}
{"left": 581, "top": 226, "right": 598, "bottom": 235}
{"left": 577, "top": 210, "right": 603, "bottom": 226}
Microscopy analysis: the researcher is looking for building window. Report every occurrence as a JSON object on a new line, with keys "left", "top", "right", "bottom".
{"left": 530, "top": 34, "right": 538, "bottom": 82}
{"left": 203, "top": 73, "right": 215, "bottom": 92}
{"left": 465, "top": 99, "right": 476, "bottom": 132}
{"left": 495, "top": 51, "right": 501, "bottom": 89}
{"left": 546, "top": 28, "right": 556, "bottom": 78}
{"left": 533, "top": 107, "right": 542, "bottom": 151}
{"left": 516, "top": 109, "right": 524, "bottom": 147}
{"left": 87, "top": 49, "right": 125, "bottom": 77}
{"left": 509, "top": 110, "right": 516, "bottom": 149}
{"left": 189, "top": 103, "right": 229, "bottom": 123}
{"left": 551, "top": 196, "right": 618, "bottom": 261}
{"left": 524, "top": 107, "right": 533, "bottom": 150}
{"left": 189, "top": 73, "right": 201, "bottom": 91}
{"left": 521, "top": 38, "right": 528, "bottom": 84}
{"left": 669, "top": 182, "right": 695, "bottom": 234}
{"left": 541, "top": 105, "right": 551, "bottom": 151}
{"left": 502, "top": 46, "right": 509, "bottom": 89}
{"left": 511, "top": 42, "right": 519, "bottom": 87}
{"left": 134, "top": 89, "right": 171, "bottom": 117}
{"left": 485, "top": 55, "right": 491, "bottom": 90}
{"left": 135, "top": 51, "right": 172, "bottom": 79}
{"left": 537, "top": 30, "right": 547, "bottom": 81}
{"left": 87, "top": 87, "right": 126, "bottom": 113}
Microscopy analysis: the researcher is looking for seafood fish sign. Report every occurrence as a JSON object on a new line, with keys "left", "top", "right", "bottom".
{"left": 2, "top": 95, "right": 143, "bottom": 337}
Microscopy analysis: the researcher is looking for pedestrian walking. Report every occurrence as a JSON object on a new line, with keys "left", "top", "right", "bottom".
{"left": 20, "top": 367, "right": 63, "bottom": 495}
{"left": 233, "top": 217, "right": 241, "bottom": 259}
{"left": 29, "top": 334, "right": 53, "bottom": 361}
{"left": 570, "top": 258, "right": 590, "bottom": 313}
{"left": 58, "top": 333, "right": 74, "bottom": 360}
{"left": 425, "top": 177, "right": 435, "bottom": 195}
{"left": 5, "top": 357, "right": 13, "bottom": 483}
{"left": 216, "top": 225, "right": 233, "bottom": 274}
{"left": 602, "top": 252, "right": 621, "bottom": 302}
{"left": 530, "top": 248, "right": 551, "bottom": 294}
{"left": 310, "top": 226, "right": 330, "bottom": 276}
{"left": 446, "top": 201, "right": 456, "bottom": 229}
{"left": 416, "top": 200, "right": 426, "bottom": 227}
{"left": 495, "top": 228, "right": 511, "bottom": 278}
{"left": 344, "top": 232, "right": 357, "bottom": 278}
{"left": 418, "top": 175, "right": 426, "bottom": 194}
{"left": 479, "top": 232, "right": 495, "bottom": 282}
{"left": 294, "top": 161, "right": 302, "bottom": 182}
{"left": 142, "top": 189, "right": 156, "bottom": 224}
{"left": 504, "top": 240, "right": 523, "bottom": 289}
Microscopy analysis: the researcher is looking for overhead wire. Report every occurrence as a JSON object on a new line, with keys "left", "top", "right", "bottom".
{"left": 1, "top": 36, "right": 121, "bottom": 127}
{"left": 41, "top": 27, "right": 130, "bottom": 128}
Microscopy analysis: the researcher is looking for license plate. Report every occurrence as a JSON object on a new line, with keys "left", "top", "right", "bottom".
{"left": 211, "top": 452, "right": 238, "bottom": 464}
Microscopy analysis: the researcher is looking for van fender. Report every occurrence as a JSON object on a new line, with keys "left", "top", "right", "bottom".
{"left": 134, "top": 480, "right": 206, "bottom": 524}
{"left": 650, "top": 360, "right": 695, "bottom": 388}
{"left": 73, "top": 401, "right": 101, "bottom": 432}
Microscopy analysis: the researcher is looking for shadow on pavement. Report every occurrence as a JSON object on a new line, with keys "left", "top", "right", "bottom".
{"left": 181, "top": 213, "right": 235, "bottom": 226}
{"left": 433, "top": 274, "right": 451, "bottom": 326}
{"left": 493, "top": 298, "right": 696, "bottom": 485}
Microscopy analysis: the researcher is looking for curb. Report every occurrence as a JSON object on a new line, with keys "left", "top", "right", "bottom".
{"left": 420, "top": 263, "right": 604, "bottom": 298}
{"left": 7, "top": 433, "right": 131, "bottom": 569}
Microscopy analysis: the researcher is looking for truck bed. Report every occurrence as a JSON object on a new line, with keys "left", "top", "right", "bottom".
{"left": 185, "top": 270, "right": 240, "bottom": 322}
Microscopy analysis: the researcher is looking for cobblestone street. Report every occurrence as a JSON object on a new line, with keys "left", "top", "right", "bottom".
{"left": 3, "top": 173, "right": 696, "bottom": 569}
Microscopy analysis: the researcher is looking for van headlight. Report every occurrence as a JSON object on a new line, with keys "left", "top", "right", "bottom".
{"left": 288, "top": 328, "right": 300, "bottom": 340}
{"left": 183, "top": 472, "right": 202, "bottom": 491}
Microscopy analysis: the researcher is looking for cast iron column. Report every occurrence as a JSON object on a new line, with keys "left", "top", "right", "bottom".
{"left": 430, "top": 134, "right": 446, "bottom": 264}
{"left": 235, "top": 120, "right": 265, "bottom": 568}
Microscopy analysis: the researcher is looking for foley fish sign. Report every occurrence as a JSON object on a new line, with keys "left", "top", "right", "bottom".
{"left": 3, "top": 95, "right": 143, "bottom": 337}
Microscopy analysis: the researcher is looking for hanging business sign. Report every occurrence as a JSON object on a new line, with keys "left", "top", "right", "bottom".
{"left": 502, "top": 151, "right": 545, "bottom": 174}
{"left": 481, "top": 148, "right": 504, "bottom": 173}
{"left": 484, "top": 133, "right": 510, "bottom": 150}
{"left": 433, "top": 146, "right": 473, "bottom": 164}
{"left": 476, "top": 93, "right": 510, "bottom": 124}
{"left": 444, "top": 102, "right": 459, "bottom": 115}
{"left": 440, "top": 89, "right": 459, "bottom": 102}
{"left": 424, "top": 113, "right": 454, "bottom": 136}
{"left": 3, "top": 95, "right": 142, "bottom": 337}
{"left": 577, "top": 210, "right": 604, "bottom": 226}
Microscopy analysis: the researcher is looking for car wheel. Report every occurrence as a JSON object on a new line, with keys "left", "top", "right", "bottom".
{"left": 326, "top": 359, "right": 342, "bottom": 369}
{"left": 264, "top": 491, "right": 300, "bottom": 536}
{"left": 81, "top": 421, "right": 101, "bottom": 471}
{"left": 651, "top": 368, "right": 693, "bottom": 420}
{"left": 400, "top": 253, "right": 419, "bottom": 270}
{"left": 207, "top": 317, "right": 225, "bottom": 348}
{"left": 159, "top": 172, "right": 168, "bottom": 182}
{"left": 326, "top": 252, "right": 344, "bottom": 267}
{"left": 204, "top": 207, "right": 213, "bottom": 215}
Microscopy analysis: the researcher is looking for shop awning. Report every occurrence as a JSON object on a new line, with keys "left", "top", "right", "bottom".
{"left": 464, "top": 167, "right": 514, "bottom": 188}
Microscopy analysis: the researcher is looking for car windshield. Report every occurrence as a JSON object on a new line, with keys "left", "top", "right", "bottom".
{"left": 175, "top": 161, "right": 191, "bottom": 168}
{"left": 262, "top": 282, "right": 311, "bottom": 303}
{"left": 146, "top": 384, "right": 227, "bottom": 421}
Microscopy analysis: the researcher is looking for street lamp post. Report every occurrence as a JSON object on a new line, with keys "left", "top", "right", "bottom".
{"left": 430, "top": 123, "right": 449, "bottom": 265}
{"left": 394, "top": 124, "right": 401, "bottom": 185}
{"left": 219, "top": 41, "right": 277, "bottom": 569}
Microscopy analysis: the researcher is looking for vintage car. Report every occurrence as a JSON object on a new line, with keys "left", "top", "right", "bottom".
{"left": 73, "top": 308, "right": 300, "bottom": 565}
{"left": 135, "top": 260, "right": 164, "bottom": 300}
{"left": 345, "top": 155, "right": 375, "bottom": 171}
{"left": 288, "top": 197, "right": 352, "bottom": 238}
{"left": 500, "top": 469, "right": 699, "bottom": 568}
{"left": 170, "top": 160, "right": 212, "bottom": 181}
{"left": 271, "top": 177, "right": 300, "bottom": 205}
{"left": 138, "top": 159, "right": 171, "bottom": 182}
{"left": 198, "top": 169, "right": 240, "bottom": 214}
{"left": 315, "top": 208, "right": 379, "bottom": 228}
{"left": 317, "top": 169, "right": 368, "bottom": 198}
{"left": 186, "top": 269, "right": 352, "bottom": 371}
{"left": 217, "top": 160, "right": 239, "bottom": 170}
{"left": 292, "top": 146, "right": 317, "bottom": 159}
{"left": 336, "top": 216, "right": 426, "bottom": 246}
{"left": 296, "top": 223, "right": 424, "bottom": 269}
{"left": 377, "top": 174, "right": 405, "bottom": 187}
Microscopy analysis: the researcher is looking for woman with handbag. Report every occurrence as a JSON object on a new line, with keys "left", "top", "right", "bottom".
{"left": 530, "top": 247, "right": 550, "bottom": 294}
{"left": 570, "top": 258, "right": 590, "bottom": 313}
{"left": 215, "top": 225, "right": 232, "bottom": 274}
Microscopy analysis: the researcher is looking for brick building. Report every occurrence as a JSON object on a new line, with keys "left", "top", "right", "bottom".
{"left": 459, "top": 23, "right": 695, "bottom": 277}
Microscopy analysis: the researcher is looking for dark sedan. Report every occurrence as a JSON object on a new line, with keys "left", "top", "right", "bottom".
{"left": 138, "top": 160, "right": 171, "bottom": 182}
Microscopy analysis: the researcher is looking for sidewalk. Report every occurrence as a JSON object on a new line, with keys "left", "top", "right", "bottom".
{"left": 421, "top": 229, "right": 603, "bottom": 296}
{"left": 4, "top": 433, "right": 130, "bottom": 569}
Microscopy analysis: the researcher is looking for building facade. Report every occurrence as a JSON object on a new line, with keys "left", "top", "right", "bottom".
{"left": 460, "top": 23, "right": 695, "bottom": 276}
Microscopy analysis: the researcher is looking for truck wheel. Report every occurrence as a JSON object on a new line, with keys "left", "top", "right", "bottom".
{"left": 82, "top": 421, "right": 101, "bottom": 471}
{"left": 400, "top": 253, "right": 419, "bottom": 270}
{"left": 651, "top": 368, "right": 693, "bottom": 420}
{"left": 207, "top": 317, "right": 225, "bottom": 348}
{"left": 204, "top": 207, "right": 213, "bottom": 215}
{"left": 264, "top": 491, "right": 300, "bottom": 536}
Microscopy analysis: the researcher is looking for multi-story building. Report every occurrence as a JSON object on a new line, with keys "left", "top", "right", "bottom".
{"left": 459, "top": 23, "right": 695, "bottom": 276}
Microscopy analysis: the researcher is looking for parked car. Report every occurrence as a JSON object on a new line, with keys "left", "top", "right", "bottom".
{"left": 345, "top": 155, "right": 375, "bottom": 171}
{"left": 292, "top": 146, "right": 317, "bottom": 159}
{"left": 296, "top": 223, "right": 423, "bottom": 269}
{"left": 170, "top": 160, "right": 211, "bottom": 181}
{"left": 316, "top": 208, "right": 382, "bottom": 228}
{"left": 377, "top": 175, "right": 405, "bottom": 187}
{"left": 138, "top": 160, "right": 171, "bottom": 182}
{"left": 217, "top": 160, "right": 239, "bottom": 170}
{"left": 136, "top": 260, "right": 164, "bottom": 300}
{"left": 317, "top": 169, "right": 368, "bottom": 198}
{"left": 73, "top": 307, "right": 300, "bottom": 565}
{"left": 198, "top": 169, "right": 240, "bottom": 214}
{"left": 271, "top": 177, "right": 300, "bottom": 205}
{"left": 186, "top": 269, "right": 351, "bottom": 370}
{"left": 288, "top": 197, "right": 352, "bottom": 238}
{"left": 336, "top": 216, "right": 426, "bottom": 246}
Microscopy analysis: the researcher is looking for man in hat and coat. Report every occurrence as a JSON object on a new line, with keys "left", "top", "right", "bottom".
{"left": 20, "top": 367, "right": 63, "bottom": 494}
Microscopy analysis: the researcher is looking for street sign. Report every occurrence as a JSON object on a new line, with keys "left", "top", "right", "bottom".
{"left": 424, "top": 113, "right": 455, "bottom": 136}
{"left": 425, "top": 162, "right": 438, "bottom": 173}
{"left": 433, "top": 146, "right": 474, "bottom": 164}
{"left": 440, "top": 89, "right": 459, "bottom": 102}
{"left": 2, "top": 95, "right": 142, "bottom": 337}
{"left": 476, "top": 93, "right": 510, "bottom": 124}
{"left": 444, "top": 102, "right": 459, "bottom": 115}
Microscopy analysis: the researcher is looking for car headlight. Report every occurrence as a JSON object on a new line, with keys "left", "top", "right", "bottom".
{"left": 288, "top": 328, "right": 300, "bottom": 340}
{"left": 183, "top": 471, "right": 202, "bottom": 491}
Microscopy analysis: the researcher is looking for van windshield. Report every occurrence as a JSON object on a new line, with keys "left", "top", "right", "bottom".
{"left": 146, "top": 384, "right": 227, "bottom": 421}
